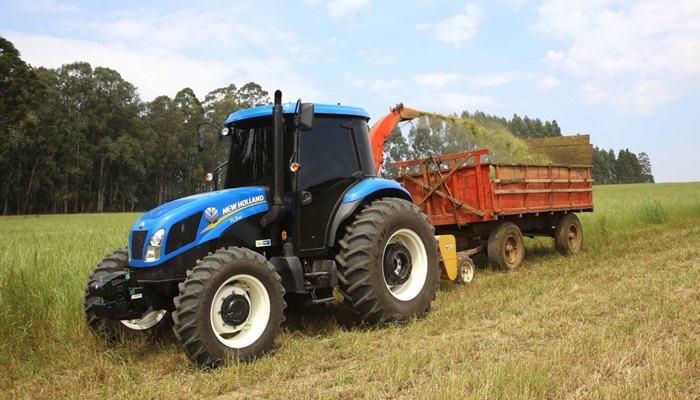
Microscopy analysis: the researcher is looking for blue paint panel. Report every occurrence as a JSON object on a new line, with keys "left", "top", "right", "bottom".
{"left": 129, "top": 187, "right": 269, "bottom": 268}
{"left": 224, "top": 103, "right": 370, "bottom": 125}
{"left": 343, "top": 178, "right": 412, "bottom": 203}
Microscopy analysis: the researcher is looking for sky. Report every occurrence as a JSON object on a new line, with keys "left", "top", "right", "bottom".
{"left": 2, "top": 0, "right": 699, "bottom": 182}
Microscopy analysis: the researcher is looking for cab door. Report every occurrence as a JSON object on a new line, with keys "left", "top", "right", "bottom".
{"left": 295, "top": 116, "right": 360, "bottom": 252}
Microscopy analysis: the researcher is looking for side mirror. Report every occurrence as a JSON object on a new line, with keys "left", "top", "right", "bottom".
{"left": 197, "top": 128, "right": 205, "bottom": 152}
{"left": 299, "top": 103, "right": 314, "bottom": 131}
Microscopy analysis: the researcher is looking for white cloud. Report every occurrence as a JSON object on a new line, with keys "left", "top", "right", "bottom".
{"left": 578, "top": 80, "right": 673, "bottom": 115}
{"left": 533, "top": 0, "right": 700, "bottom": 114}
{"left": 3, "top": 32, "right": 323, "bottom": 102}
{"left": 91, "top": 7, "right": 296, "bottom": 53}
{"left": 356, "top": 49, "right": 396, "bottom": 66}
{"left": 412, "top": 71, "right": 541, "bottom": 89}
{"left": 1, "top": 5, "right": 327, "bottom": 103}
{"left": 327, "top": 0, "right": 371, "bottom": 19}
{"left": 11, "top": 0, "right": 78, "bottom": 13}
{"left": 536, "top": 75, "right": 560, "bottom": 90}
{"left": 506, "top": 0, "right": 528, "bottom": 10}
{"left": 417, "top": 3, "right": 484, "bottom": 48}
{"left": 466, "top": 71, "right": 534, "bottom": 87}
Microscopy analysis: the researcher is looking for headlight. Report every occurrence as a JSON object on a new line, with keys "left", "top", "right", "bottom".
{"left": 145, "top": 229, "right": 165, "bottom": 262}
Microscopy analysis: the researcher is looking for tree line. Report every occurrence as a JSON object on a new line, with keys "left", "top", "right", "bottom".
{"left": 1, "top": 37, "right": 268, "bottom": 215}
{"left": 592, "top": 147, "right": 654, "bottom": 184}
{"left": 1, "top": 37, "right": 655, "bottom": 215}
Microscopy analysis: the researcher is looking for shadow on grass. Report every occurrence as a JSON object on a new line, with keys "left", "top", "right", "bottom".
{"left": 283, "top": 299, "right": 361, "bottom": 334}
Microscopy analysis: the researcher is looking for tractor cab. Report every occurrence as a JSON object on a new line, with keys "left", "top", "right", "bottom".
{"left": 221, "top": 102, "right": 377, "bottom": 255}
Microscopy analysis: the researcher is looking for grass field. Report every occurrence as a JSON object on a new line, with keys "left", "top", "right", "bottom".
{"left": 1, "top": 182, "right": 699, "bottom": 399}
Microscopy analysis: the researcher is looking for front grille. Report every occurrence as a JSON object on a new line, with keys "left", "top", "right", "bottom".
{"left": 165, "top": 212, "right": 203, "bottom": 255}
{"left": 131, "top": 230, "right": 148, "bottom": 260}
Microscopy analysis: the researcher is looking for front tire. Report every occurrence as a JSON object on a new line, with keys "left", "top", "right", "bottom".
{"left": 335, "top": 198, "right": 440, "bottom": 324}
{"left": 83, "top": 249, "right": 171, "bottom": 342}
{"left": 172, "top": 247, "right": 285, "bottom": 367}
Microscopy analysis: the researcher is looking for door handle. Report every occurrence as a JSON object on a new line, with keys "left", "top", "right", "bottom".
{"left": 299, "top": 191, "right": 312, "bottom": 206}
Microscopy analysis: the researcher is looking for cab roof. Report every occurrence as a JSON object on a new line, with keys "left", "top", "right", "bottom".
{"left": 224, "top": 103, "right": 370, "bottom": 125}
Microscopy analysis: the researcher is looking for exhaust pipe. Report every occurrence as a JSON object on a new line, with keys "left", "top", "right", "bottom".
{"left": 261, "top": 90, "right": 285, "bottom": 227}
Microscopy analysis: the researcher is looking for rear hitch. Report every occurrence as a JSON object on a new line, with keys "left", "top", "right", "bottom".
{"left": 88, "top": 270, "right": 149, "bottom": 320}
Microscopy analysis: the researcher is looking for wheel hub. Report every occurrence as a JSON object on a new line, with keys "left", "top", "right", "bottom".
{"left": 220, "top": 293, "right": 250, "bottom": 326}
{"left": 384, "top": 244, "right": 413, "bottom": 286}
{"left": 568, "top": 226, "right": 578, "bottom": 245}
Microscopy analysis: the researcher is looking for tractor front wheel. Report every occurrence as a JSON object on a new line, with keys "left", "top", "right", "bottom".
{"left": 83, "top": 249, "right": 171, "bottom": 342}
{"left": 172, "top": 247, "right": 285, "bottom": 367}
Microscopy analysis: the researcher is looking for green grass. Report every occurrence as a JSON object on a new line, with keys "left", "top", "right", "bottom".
{"left": 1, "top": 182, "right": 700, "bottom": 399}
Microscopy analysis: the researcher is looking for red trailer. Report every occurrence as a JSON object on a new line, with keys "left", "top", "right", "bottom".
{"left": 392, "top": 148, "right": 594, "bottom": 281}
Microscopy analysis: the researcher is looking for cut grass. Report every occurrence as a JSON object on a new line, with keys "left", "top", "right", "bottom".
{"left": 1, "top": 182, "right": 699, "bottom": 399}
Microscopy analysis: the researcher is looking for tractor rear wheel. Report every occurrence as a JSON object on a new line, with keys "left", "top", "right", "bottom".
{"left": 554, "top": 214, "right": 583, "bottom": 255}
{"left": 172, "top": 247, "right": 285, "bottom": 367}
{"left": 487, "top": 222, "right": 525, "bottom": 271}
{"left": 83, "top": 249, "right": 171, "bottom": 342}
{"left": 335, "top": 198, "right": 439, "bottom": 324}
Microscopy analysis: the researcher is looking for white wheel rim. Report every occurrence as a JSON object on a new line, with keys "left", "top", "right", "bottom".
{"left": 460, "top": 262, "right": 474, "bottom": 283}
{"left": 382, "top": 229, "right": 428, "bottom": 301}
{"left": 210, "top": 274, "right": 270, "bottom": 349}
{"left": 121, "top": 308, "right": 167, "bottom": 331}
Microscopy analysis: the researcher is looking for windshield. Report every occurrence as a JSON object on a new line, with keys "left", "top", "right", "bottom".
{"left": 224, "top": 116, "right": 294, "bottom": 190}
{"left": 224, "top": 120, "right": 274, "bottom": 189}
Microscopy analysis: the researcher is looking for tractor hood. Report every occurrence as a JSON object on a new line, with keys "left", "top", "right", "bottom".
{"left": 128, "top": 187, "right": 269, "bottom": 268}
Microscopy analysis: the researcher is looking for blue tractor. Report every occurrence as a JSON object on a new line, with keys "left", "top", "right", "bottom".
{"left": 83, "top": 91, "right": 440, "bottom": 367}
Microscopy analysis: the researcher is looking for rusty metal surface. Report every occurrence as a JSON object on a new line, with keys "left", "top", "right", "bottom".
{"left": 394, "top": 149, "right": 594, "bottom": 228}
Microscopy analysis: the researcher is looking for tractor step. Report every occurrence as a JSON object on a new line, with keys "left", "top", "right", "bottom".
{"left": 307, "top": 296, "right": 336, "bottom": 305}
{"left": 304, "top": 271, "right": 329, "bottom": 278}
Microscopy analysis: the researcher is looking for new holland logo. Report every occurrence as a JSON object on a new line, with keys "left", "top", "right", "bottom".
{"left": 204, "top": 207, "right": 219, "bottom": 224}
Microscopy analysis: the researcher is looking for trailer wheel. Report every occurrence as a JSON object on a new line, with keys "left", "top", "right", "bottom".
{"left": 335, "top": 198, "right": 440, "bottom": 324}
{"left": 555, "top": 214, "right": 583, "bottom": 255}
{"left": 487, "top": 222, "right": 525, "bottom": 271}
{"left": 83, "top": 249, "right": 171, "bottom": 342}
{"left": 455, "top": 255, "right": 475, "bottom": 284}
{"left": 172, "top": 247, "right": 285, "bottom": 367}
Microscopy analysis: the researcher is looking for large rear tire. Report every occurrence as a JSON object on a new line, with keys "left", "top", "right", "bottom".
{"left": 487, "top": 222, "right": 525, "bottom": 271}
{"left": 83, "top": 249, "right": 171, "bottom": 342}
{"left": 554, "top": 214, "right": 583, "bottom": 255}
{"left": 335, "top": 198, "right": 440, "bottom": 324}
{"left": 172, "top": 247, "right": 285, "bottom": 367}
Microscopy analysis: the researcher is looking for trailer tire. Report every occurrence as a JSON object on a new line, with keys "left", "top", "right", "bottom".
{"left": 172, "top": 247, "right": 285, "bottom": 367}
{"left": 335, "top": 198, "right": 440, "bottom": 324}
{"left": 83, "top": 249, "right": 171, "bottom": 342}
{"left": 487, "top": 222, "right": 525, "bottom": 271}
{"left": 455, "top": 255, "right": 475, "bottom": 284}
{"left": 555, "top": 214, "right": 583, "bottom": 255}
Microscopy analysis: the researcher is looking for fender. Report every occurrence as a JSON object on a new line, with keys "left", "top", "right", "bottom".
{"left": 129, "top": 187, "right": 269, "bottom": 268}
{"left": 326, "top": 178, "right": 412, "bottom": 247}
